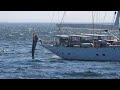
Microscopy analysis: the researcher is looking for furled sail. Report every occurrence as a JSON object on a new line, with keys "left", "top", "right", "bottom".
{"left": 114, "top": 11, "right": 120, "bottom": 27}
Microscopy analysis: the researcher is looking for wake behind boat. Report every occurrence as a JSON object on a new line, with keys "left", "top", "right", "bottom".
{"left": 33, "top": 11, "right": 120, "bottom": 61}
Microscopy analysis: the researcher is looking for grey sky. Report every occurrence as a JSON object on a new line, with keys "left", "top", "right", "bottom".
{"left": 0, "top": 11, "right": 115, "bottom": 23}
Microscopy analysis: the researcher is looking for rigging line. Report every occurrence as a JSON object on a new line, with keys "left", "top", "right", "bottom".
{"left": 92, "top": 11, "right": 95, "bottom": 31}
{"left": 105, "top": 11, "right": 119, "bottom": 40}
{"left": 95, "top": 11, "right": 98, "bottom": 24}
{"left": 58, "top": 11, "right": 59, "bottom": 23}
{"left": 92, "top": 11, "right": 95, "bottom": 47}
{"left": 110, "top": 11, "right": 117, "bottom": 30}
{"left": 59, "top": 11, "right": 66, "bottom": 31}
{"left": 48, "top": 11, "right": 55, "bottom": 29}
{"left": 97, "top": 11, "right": 102, "bottom": 34}
{"left": 101, "top": 11, "right": 107, "bottom": 30}
{"left": 98, "top": 11, "right": 100, "bottom": 23}
{"left": 95, "top": 11, "right": 100, "bottom": 33}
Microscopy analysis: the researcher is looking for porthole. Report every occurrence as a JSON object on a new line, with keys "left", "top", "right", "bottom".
{"left": 96, "top": 54, "right": 99, "bottom": 56}
{"left": 68, "top": 53, "right": 71, "bottom": 55}
{"left": 102, "top": 54, "right": 105, "bottom": 56}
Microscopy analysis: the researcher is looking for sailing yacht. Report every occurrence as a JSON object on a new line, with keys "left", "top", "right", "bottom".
{"left": 33, "top": 11, "right": 120, "bottom": 61}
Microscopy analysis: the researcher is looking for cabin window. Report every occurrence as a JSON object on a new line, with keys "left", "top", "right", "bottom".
{"left": 71, "top": 37, "right": 80, "bottom": 41}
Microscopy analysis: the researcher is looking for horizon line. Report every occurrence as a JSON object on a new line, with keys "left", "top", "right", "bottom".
{"left": 0, "top": 22, "right": 114, "bottom": 24}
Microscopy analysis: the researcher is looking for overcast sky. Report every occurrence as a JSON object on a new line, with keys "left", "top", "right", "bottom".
{"left": 0, "top": 11, "right": 115, "bottom": 23}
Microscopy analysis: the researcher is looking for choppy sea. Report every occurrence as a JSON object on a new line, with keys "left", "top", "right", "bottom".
{"left": 0, "top": 23, "right": 120, "bottom": 79}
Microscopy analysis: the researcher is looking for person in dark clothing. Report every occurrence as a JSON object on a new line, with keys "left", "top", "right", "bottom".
{"left": 32, "top": 32, "right": 38, "bottom": 59}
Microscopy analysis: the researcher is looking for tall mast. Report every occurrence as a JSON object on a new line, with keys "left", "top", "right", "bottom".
{"left": 92, "top": 11, "right": 95, "bottom": 47}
